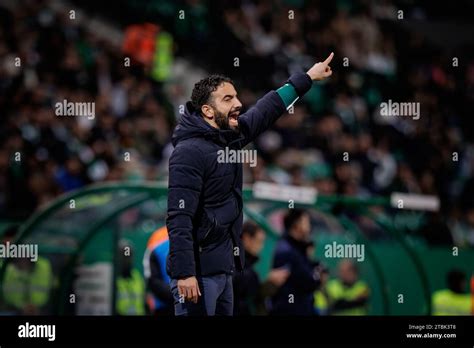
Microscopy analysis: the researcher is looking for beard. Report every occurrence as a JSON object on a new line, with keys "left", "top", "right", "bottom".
{"left": 214, "top": 109, "right": 230, "bottom": 130}
{"left": 213, "top": 106, "right": 241, "bottom": 131}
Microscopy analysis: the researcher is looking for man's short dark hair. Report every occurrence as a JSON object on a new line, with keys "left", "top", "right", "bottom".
{"left": 242, "top": 221, "right": 263, "bottom": 238}
{"left": 191, "top": 74, "right": 234, "bottom": 112}
{"left": 284, "top": 208, "right": 308, "bottom": 232}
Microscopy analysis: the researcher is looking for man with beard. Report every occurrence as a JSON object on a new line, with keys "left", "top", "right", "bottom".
{"left": 167, "top": 53, "right": 334, "bottom": 316}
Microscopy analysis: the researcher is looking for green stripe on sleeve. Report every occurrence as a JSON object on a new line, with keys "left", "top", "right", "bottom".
{"left": 276, "top": 83, "right": 299, "bottom": 110}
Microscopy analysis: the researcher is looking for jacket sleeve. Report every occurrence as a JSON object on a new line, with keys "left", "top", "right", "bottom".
{"left": 273, "top": 249, "right": 320, "bottom": 293}
{"left": 166, "top": 142, "right": 205, "bottom": 279}
{"left": 238, "top": 72, "right": 312, "bottom": 146}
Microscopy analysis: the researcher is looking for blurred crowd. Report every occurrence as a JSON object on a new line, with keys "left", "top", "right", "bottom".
{"left": 0, "top": 1, "right": 175, "bottom": 219}
{"left": 1, "top": 0, "right": 474, "bottom": 247}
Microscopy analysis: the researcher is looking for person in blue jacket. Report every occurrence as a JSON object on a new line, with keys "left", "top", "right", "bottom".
{"left": 270, "top": 209, "right": 321, "bottom": 315}
{"left": 167, "top": 53, "right": 334, "bottom": 316}
{"left": 143, "top": 226, "right": 173, "bottom": 315}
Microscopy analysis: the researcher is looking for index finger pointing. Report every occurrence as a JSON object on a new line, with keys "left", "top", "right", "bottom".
{"left": 323, "top": 52, "right": 334, "bottom": 65}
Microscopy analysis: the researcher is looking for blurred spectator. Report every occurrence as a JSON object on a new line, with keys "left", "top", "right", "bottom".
{"left": 233, "top": 221, "right": 289, "bottom": 315}
{"left": 270, "top": 209, "right": 320, "bottom": 315}
{"left": 432, "top": 269, "right": 472, "bottom": 315}
{"left": 1, "top": 224, "right": 53, "bottom": 315}
{"left": 116, "top": 240, "right": 146, "bottom": 315}
{"left": 326, "top": 260, "right": 370, "bottom": 315}
{"left": 313, "top": 263, "right": 330, "bottom": 315}
{"left": 142, "top": 226, "right": 173, "bottom": 315}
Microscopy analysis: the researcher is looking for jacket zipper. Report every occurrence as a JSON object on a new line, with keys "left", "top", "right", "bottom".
{"left": 199, "top": 217, "right": 216, "bottom": 252}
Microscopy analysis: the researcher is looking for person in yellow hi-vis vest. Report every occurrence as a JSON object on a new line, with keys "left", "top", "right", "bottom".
{"left": 1, "top": 225, "right": 53, "bottom": 315}
{"left": 313, "top": 263, "right": 330, "bottom": 315}
{"left": 326, "top": 260, "right": 370, "bottom": 315}
{"left": 116, "top": 240, "right": 146, "bottom": 316}
{"left": 3, "top": 257, "right": 53, "bottom": 315}
{"left": 432, "top": 269, "right": 472, "bottom": 316}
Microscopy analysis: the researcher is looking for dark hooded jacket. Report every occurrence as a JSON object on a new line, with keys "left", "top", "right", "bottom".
{"left": 270, "top": 235, "right": 319, "bottom": 315}
{"left": 166, "top": 72, "right": 312, "bottom": 279}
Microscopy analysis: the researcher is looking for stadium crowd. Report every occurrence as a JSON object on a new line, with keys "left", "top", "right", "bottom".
{"left": 1, "top": 0, "right": 474, "bottom": 252}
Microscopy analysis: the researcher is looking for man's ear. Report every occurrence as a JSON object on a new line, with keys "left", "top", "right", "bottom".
{"left": 201, "top": 104, "right": 214, "bottom": 119}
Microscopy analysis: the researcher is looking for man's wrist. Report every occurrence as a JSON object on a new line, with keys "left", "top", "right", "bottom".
{"left": 177, "top": 274, "right": 196, "bottom": 280}
{"left": 286, "top": 72, "right": 313, "bottom": 97}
